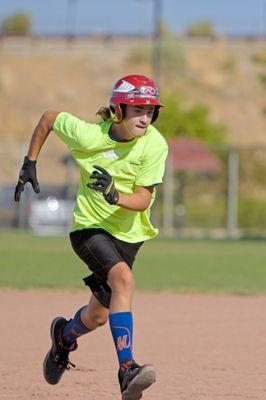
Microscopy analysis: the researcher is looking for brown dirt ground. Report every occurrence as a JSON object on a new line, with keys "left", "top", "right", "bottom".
{"left": 1, "top": 289, "right": 266, "bottom": 400}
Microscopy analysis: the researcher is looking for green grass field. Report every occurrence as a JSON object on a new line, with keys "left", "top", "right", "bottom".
{"left": 0, "top": 230, "right": 266, "bottom": 294}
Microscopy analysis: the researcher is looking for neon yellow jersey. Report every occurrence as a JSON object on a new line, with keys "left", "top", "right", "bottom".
{"left": 53, "top": 112, "right": 168, "bottom": 243}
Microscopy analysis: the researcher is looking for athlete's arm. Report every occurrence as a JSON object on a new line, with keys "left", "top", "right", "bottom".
{"left": 27, "top": 110, "right": 59, "bottom": 160}
{"left": 117, "top": 186, "right": 154, "bottom": 211}
{"left": 14, "top": 110, "right": 59, "bottom": 202}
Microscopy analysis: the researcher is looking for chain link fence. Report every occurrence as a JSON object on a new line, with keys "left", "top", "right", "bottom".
{"left": 1, "top": 142, "right": 266, "bottom": 238}
{"left": 153, "top": 143, "right": 266, "bottom": 238}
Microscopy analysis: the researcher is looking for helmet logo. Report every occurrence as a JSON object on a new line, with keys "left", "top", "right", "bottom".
{"left": 140, "top": 86, "right": 156, "bottom": 95}
{"left": 113, "top": 80, "right": 135, "bottom": 93}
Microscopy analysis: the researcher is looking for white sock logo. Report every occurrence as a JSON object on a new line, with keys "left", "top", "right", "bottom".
{"left": 117, "top": 334, "right": 130, "bottom": 351}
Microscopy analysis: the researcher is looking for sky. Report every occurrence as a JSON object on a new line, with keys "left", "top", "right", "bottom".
{"left": 0, "top": 0, "right": 265, "bottom": 36}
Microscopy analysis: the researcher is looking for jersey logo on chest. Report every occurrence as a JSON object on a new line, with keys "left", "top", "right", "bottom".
{"left": 102, "top": 150, "right": 119, "bottom": 159}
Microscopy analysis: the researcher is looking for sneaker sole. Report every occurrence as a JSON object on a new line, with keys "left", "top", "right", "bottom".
{"left": 43, "top": 317, "right": 66, "bottom": 385}
{"left": 122, "top": 365, "right": 156, "bottom": 400}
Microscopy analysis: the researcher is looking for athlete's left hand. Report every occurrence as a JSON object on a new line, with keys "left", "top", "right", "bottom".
{"left": 88, "top": 165, "right": 119, "bottom": 205}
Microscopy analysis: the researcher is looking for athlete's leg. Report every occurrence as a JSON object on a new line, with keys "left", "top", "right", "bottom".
{"left": 108, "top": 262, "right": 135, "bottom": 313}
{"left": 107, "top": 262, "right": 135, "bottom": 364}
{"left": 43, "top": 293, "right": 109, "bottom": 385}
{"left": 81, "top": 293, "right": 109, "bottom": 329}
{"left": 62, "top": 293, "right": 109, "bottom": 347}
{"left": 107, "top": 262, "right": 156, "bottom": 399}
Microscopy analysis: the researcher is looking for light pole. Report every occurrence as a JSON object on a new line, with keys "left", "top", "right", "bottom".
{"left": 66, "top": 0, "right": 78, "bottom": 38}
{"left": 152, "top": 0, "right": 162, "bottom": 87}
{"left": 136, "top": 0, "right": 163, "bottom": 87}
{"left": 263, "top": 1, "right": 266, "bottom": 36}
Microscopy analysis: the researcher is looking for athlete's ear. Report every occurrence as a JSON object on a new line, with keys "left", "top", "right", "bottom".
{"left": 109, "top": 105, "right": 116, "bottom": 118}
{"left": 110, "top": 104, "right": 123, "bottom": 123}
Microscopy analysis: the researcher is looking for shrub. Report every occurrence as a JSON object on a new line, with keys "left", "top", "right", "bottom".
{"left": 127, "top": 44, "right": 152, "bottom": 66}
{"left": 1, "top": 12, "right": 32, "bottom": 36}
{"left": 185, "top": 20, "right": 216, "bottom": 38}
{"left": 127, "top": 21, "right": 187, "bottom": 77}
{"left": 252, "top": 49, "right": 266, "bottom": 65}
{"left": 258, "top": 73, "right": 266, "bottom": 85}
{"left": 185, "top": 201, "right": 226, "bottom": 228}
{"left": 239, "top": 198, "right": 266, "bottom": 228}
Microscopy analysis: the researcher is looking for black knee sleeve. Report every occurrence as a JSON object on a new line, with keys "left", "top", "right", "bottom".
{"left": 83, "top": 274, "right": 112, "bottom": 309}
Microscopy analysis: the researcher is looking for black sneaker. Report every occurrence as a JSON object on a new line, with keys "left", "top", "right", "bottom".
{"left": 43, "top": 317, "right": 77, "bottom": 385}
{"left": 119, "top": 360, "right": 156, "bottom": 400}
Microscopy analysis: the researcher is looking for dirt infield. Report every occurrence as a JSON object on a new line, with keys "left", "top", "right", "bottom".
{"left": 1, "top": 289, "right": 266, "bottom": 400}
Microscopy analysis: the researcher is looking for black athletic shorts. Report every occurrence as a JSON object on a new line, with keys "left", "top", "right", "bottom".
{"left": 69, "top": 228, "right": 143, "bottom": 309}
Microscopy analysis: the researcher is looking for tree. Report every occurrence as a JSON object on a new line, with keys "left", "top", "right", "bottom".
{"left": 155, "top": 91, "right": 226, "bottom": 143}
{"left": 185, "top": 20, "right": 216, "bottom": 38}
{"left": 1, "top": 12, "right": 32, "bottom": 36}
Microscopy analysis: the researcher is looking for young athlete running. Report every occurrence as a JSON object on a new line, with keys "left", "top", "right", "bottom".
{"left": 14, "top": 74, "right": 168, "bottom": 400}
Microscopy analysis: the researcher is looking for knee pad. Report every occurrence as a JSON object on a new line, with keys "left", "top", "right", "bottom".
{"left": 83, "top": 274, "right": 112, "bottom": 309}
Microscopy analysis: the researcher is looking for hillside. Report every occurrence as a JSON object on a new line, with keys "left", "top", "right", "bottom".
{"left": 0, "top": 36, "right": 265, "bottom": 148}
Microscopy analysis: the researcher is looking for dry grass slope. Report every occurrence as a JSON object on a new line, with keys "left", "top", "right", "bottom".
{"left": 0, "top": 36, "right": 265, "bottom": 147}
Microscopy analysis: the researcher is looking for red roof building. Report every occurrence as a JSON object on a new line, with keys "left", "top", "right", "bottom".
{"left": 167, "top": 139, "right": 222, "bottom": 173}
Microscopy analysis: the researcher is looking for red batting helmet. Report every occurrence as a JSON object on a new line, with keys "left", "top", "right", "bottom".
{"left": 109, "top": 74, "right": 164, "bottom": 123}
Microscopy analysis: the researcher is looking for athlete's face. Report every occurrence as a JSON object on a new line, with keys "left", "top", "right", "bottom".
{"left": 121, "top": 105, "right": 155, "bottom": 139}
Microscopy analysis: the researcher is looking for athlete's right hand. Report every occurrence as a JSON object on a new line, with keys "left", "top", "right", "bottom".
{"left": 14, "top": 156, "right": 40, "bottom": 202}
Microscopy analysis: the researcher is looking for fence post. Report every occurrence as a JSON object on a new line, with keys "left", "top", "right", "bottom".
{"left": 226, "top": 148, "right": 239, "bottom": 238}
{"left": 163, "top": 150, "right": 174, "bottom": 237}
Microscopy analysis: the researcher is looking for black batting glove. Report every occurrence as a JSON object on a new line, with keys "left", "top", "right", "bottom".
{"left": 14, "top": 156, "right": 40, "bottom": 202}
{"left": 88, "top": 165, "right": 119, "bottom": 205}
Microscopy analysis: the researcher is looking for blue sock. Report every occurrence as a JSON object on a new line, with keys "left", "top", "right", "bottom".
{"left": 109, "top": 312, "right": 133, "bottom": 364}
{"left": 62, "top": 306, "right": 91, "bottom": 348}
